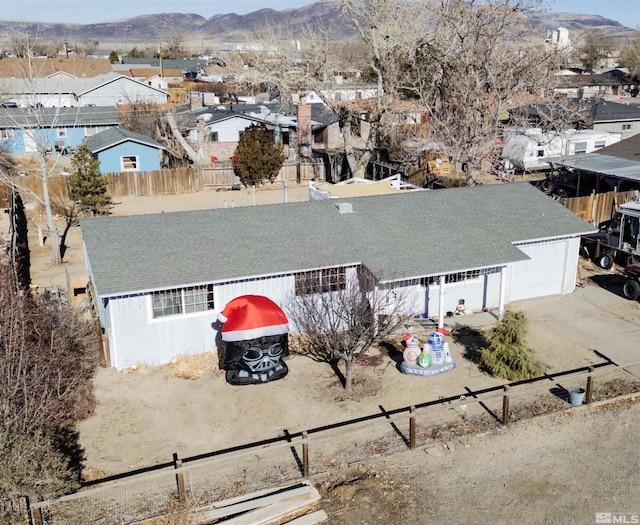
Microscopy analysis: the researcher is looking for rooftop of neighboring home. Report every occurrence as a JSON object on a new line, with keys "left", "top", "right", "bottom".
{"left": 119, "top": 57, "right": 208, "bottom": 73}
{"left": 116, "top": 67, "right": 184, "bottom": 79}
{"left": 0, "top": 72, "right": 168, "bottom": 97}
{"left": 0, "top": 57, "right": 113, "bottom": 78}
{"left": 85, "top": 127, "right": 164, "bottom": 153}
{"left": 0, "top": 106, "right": 120, "bottom": 129}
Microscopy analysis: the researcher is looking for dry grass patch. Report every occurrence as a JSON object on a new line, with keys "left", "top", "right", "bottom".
{"left": 167, "top": 353, "right": 222, "bottom": 380}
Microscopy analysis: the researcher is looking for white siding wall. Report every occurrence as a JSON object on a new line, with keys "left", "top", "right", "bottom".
{"left": 507, "top": 238, "right": 579, "bottom": 302}
{"left": 205, "top": 118, "right": 257, "bottom": 142}
{"left": 107, "top": 275, "right": 294, "bottom": 370}
{"left": 108, "top": 294, "right": 219, "bottom": 370}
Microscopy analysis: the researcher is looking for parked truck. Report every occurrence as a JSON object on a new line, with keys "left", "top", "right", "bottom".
{"left": 582, "top": 199, "right": 640, "bottom": 269}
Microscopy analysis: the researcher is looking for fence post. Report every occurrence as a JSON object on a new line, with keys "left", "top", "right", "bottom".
{"left": 502, "top": 386, "right": 511, "bottom": 426}
{"left": 409, "top": 405, "right": 416, "bottom": 449}
{"left": 173, "top": 453, "right": 186, "bottom": 503}
{"left": 586, "top": 367, "right": 594, "bottom": 405}
{"left": 302, "top": 431, "right": 309, "bottom": 478}
{"left": 24, "top": 496, "right": 37, "bottom": 525}
{"left": 26, "top": 496, "right": 43, "bottom": 525}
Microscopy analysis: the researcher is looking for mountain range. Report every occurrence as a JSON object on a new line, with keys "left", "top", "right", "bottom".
{"left": 0, "top": 2, "right": 636, "bottom": 48}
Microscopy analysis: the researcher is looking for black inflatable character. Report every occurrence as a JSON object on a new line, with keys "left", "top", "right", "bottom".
{"left": 217, "top": 295, "right": 289, "bottom": 386}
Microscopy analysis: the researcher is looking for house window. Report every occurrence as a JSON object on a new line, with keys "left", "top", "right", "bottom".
{"left": 85, "top": 126, "right": 98, "bottom": 136}
{"left": 622, "top": 124, "right": 631, "bottom": 131}
{"left": 295, "top": 267, "right": 347, "bottom": 295}
{"left": 121, "top": 155, "right": 139, "bottom": 171}
{"left": 574, "top": 141, "right": 587, "bottom": 154}
{"left": 594, "top": 140, "right": 606, "bottom": 149}
{"left": 57, "top": 128, "right": 67, "bottom": 138}
{"left": 0, "top": 129, "right": 14, "bottom": 140}
{"left": 210, "top": 131, "right": 219, "bottom": 142}
{"left": 536, "top": 149, "right": 544, "bottom": 158}
{"left": 152, "top": 285, "right": 214, "bottom": 318}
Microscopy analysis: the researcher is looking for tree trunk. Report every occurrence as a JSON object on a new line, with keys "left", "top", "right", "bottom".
{"left": 344, "top": 357, "right": 354, "bottom": 391}
{"left": 40, "top": 157, "right": 61, "bottom": 264}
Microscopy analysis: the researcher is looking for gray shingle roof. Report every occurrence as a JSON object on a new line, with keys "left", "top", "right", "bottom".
{"left": 0, "top": 106, "right": 120, "bottom": 129}
{"left": 81, "top": 182, "right": 596, "bottom": 297}
{"left": 594, "top": 99, "right": 640, "bottom": 123}
{"left": 85, "top": 127, "right": 165, "bottom": 153}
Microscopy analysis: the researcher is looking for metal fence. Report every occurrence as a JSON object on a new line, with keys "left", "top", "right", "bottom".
{"left": 27, "top": 356, "right": 640, "bottom": 524}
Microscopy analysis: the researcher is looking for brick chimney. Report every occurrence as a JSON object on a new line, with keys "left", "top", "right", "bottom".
{"left": 297, "top": 98, "right": 312, "bottom": 159}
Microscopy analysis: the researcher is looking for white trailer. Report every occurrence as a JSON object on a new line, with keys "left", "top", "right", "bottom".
{"left": 501, "top": 128, "right": 621, "bottom": 172}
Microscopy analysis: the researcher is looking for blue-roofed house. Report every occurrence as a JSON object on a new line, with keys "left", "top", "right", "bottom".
{"left": 84, "top": 128, "right": 165, "bottom": 174}
{"left": 81, "top": 183, "right": 596, "bottom": 370}
{"left": 0, "top": 106, "right": 120, "bottom": 156}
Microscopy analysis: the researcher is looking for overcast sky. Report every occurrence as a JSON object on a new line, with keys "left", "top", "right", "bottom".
{"left": 4, "top": 0, "right": 640, "bottom": 28}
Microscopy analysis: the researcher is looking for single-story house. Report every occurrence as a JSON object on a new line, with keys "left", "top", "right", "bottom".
{"left": 0, "top": 106, "right": 119, "bottom": 156}
{"left": 84, "top": 128, "right": 165, "bottom": 174}
{"left": 591, "top": 99, "right": 640, "bottom": 140}
{"left": 81, "top": 182, "right": 596, "bottom": 370}
{"left": 0, "top": 73, "right": 168, "bottom": 108}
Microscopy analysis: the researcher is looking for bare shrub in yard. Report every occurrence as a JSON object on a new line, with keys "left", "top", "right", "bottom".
{"left": 0, "top": 260, "right": 99, "bottom": 521}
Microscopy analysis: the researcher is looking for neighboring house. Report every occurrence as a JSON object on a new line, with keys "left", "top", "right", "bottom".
{"left": 0, "top": 73, "right": 168, "bottom": 108}
{"left": 553, "top": 133, "right": 640, "bottom": 194}
{"left": 81, "top": 182, "right": 595, "bottom": 370}
{"left": 553, "top": 69, "right": 635, "bottom": 99}
{"left": 76, "top": 74, "right": 169, "bottom": 107}
{"left": 117, "top": 68, "right": 184, "bottom": 86}
{"left": 0, "top": 106, "right": 119, "bottom": 156}
{"left": 591, "top": 99, "right": 640, "bottom": 140}
{"left": 85, "top": 128, "right": 165, "bottom": 174}
{"left": 184, "top": 104, "right": 320, "bottom": 161}
{"left": 118, "top": 58, "right": 208, "bottom": 79}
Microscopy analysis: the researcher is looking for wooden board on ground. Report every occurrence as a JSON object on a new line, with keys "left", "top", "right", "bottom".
{"left": 194, "top": 481, "right": 321, "bottom": 525}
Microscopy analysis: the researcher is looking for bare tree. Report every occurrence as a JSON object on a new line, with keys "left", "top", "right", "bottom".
{"left": 286, "top": 267, "right": 415, "bottom": 391}
{"left": 618, "top": 30, "right": 640, "bottom": 91}
{"left": 573, "top": 28, "right": 613, "bottom": 71}
{"left": 399, "top": 0, "right": 561, "bottom": 184}
{"left": 162, "top": 33, "right": 189, "bottom": 59}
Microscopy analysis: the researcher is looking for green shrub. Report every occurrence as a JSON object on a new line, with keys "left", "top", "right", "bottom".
{"left": 479, "top": 310, "right": 548, "bottom": 380}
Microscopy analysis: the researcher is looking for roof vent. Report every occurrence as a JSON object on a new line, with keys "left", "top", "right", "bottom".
{"left": 335, "top": 202, "right": 353, "bottom": 214}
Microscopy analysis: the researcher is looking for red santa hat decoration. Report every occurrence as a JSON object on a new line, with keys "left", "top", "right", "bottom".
{"left": 217, "top": 295, "right": 289, "bottom": 342}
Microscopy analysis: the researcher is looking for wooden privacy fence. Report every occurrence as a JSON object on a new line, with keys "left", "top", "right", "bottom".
{"left": 0, "top": 159, "right": 325, "bottom": 202}
{"left": 563, "top": 189, "right": 639, "bottom": 226}
{"left": 105, "top": 159, "right": 324, "bottom": 198}
{"left": 26, "top": 357, "right": 637, "bottom": 525}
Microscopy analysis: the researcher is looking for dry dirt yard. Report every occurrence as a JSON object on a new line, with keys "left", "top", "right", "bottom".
{"left": 6, "top": 184, "right": 640, "bottom": 524}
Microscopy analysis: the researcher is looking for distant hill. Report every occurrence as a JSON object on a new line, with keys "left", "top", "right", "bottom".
{"left": 0, "top": 2, "right": 635, "bottom": 48}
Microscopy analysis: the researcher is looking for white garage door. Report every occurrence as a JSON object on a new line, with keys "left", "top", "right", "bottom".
{"left": 510, "top": 241, "right": 567, "bottom": 301}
